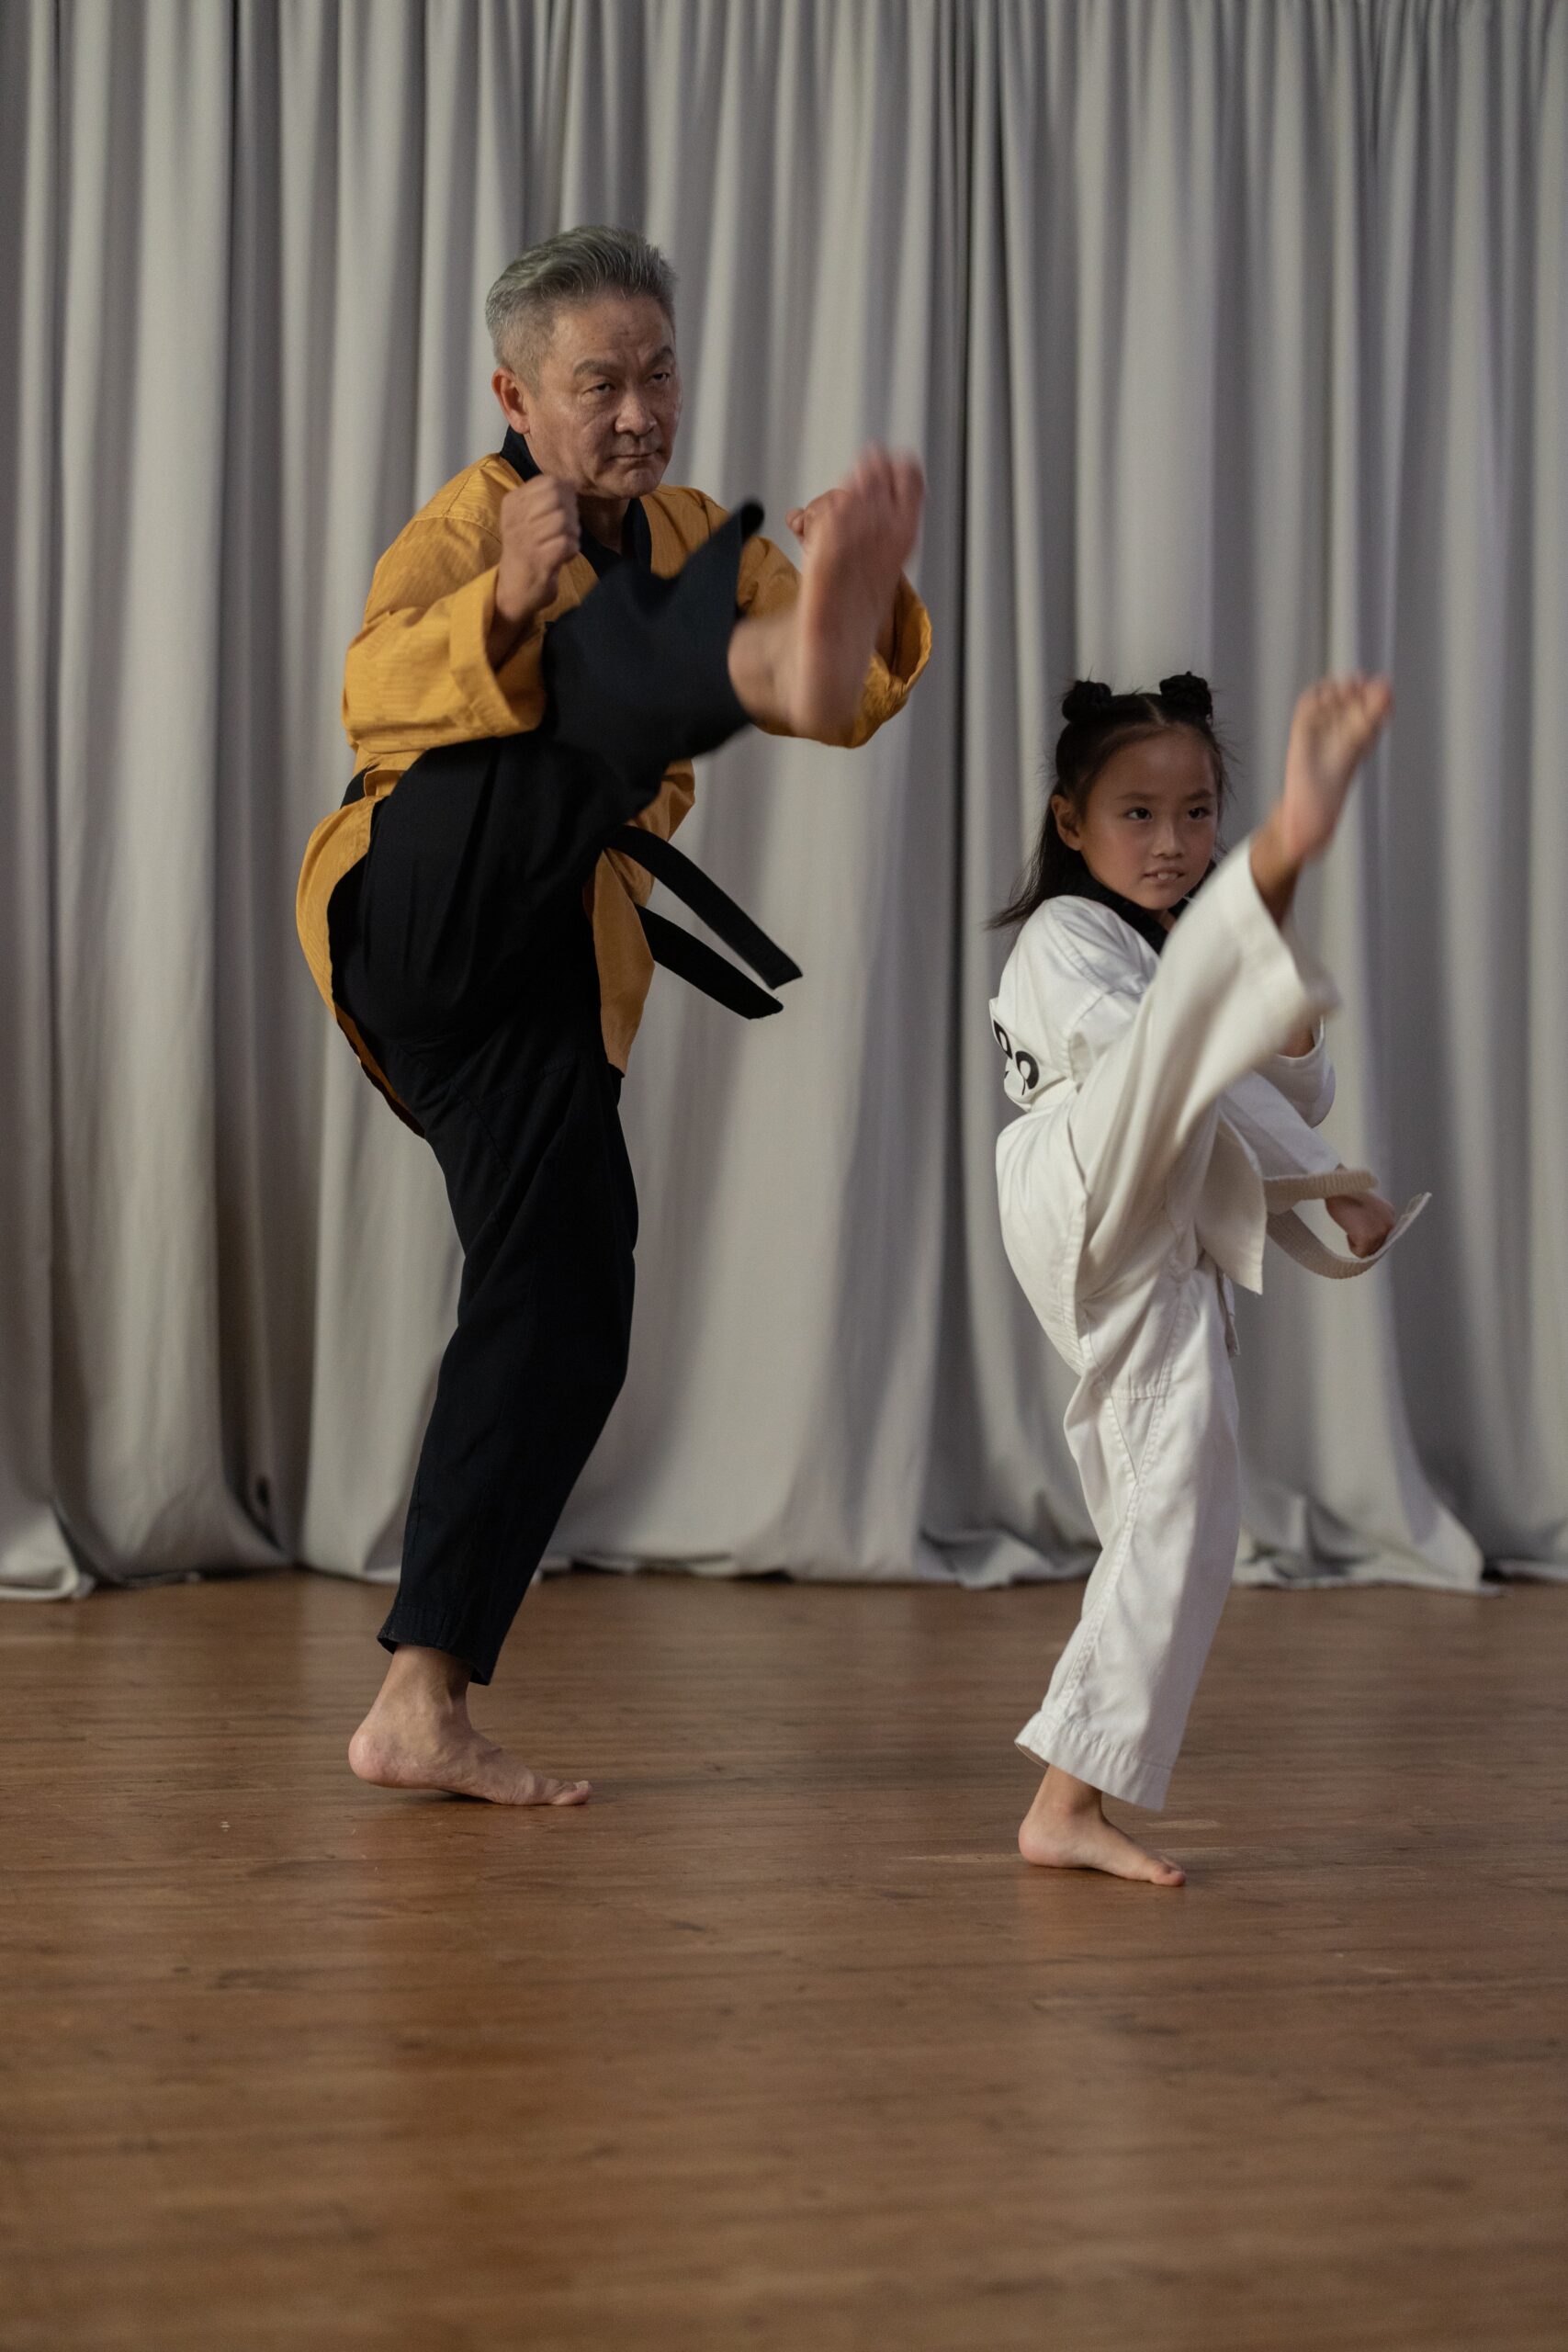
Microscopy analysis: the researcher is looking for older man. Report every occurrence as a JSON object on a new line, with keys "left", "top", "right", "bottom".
{"left": 296, "top": 225, "right": 928, "bottom": 1805}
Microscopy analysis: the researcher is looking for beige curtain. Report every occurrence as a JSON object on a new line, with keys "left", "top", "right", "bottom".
{"left": 2, "top": 0, "right": 1562, "bottom": 1607}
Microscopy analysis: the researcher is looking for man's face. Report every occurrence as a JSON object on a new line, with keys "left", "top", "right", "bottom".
{"left": 497, "top": 294, "right": 681, "bottom": 502}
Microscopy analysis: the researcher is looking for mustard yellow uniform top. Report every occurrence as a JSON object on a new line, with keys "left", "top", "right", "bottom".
{"left": 297, "top": 447, "right": 932, "bottom": 1092}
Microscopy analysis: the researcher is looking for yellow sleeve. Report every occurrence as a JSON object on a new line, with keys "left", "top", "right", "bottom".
{"left": 731, "top": 516, "right": 933, "bottom": 750}
{"left": 341, "top": 514, "right": 549, "bottom": 763}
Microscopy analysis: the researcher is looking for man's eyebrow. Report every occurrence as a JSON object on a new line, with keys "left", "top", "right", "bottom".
{"left": 571, "top": 345, "right": 675, "bottom": 378}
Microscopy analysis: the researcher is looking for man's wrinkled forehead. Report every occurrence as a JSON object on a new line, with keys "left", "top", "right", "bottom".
{"left": 543, "top": 293, "right": 677, "bottom": 373}
{"left": 568, "top": 341, "right": 676, "bottom": 381}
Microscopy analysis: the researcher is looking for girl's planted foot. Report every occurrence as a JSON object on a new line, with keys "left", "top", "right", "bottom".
{"left": 1018, "top": 1766, "right": 1185, "bottom": 1886}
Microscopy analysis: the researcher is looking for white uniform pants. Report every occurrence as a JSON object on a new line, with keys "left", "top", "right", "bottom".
{"left": 1006, "top": 855, "right": 1334, "bottom": 1808}
{"left": 1015, "top": 1257, "right": 1239, "bottom": 1808}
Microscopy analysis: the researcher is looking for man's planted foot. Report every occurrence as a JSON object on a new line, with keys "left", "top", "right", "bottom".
{"left": 348, "top": 1686, "right": 589, "bottom": 1807}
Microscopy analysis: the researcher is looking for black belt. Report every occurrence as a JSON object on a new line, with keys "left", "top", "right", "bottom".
{"left": 340, "top": 775, "right": 800, "bottom": 1020}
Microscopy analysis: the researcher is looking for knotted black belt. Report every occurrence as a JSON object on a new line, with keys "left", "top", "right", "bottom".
{"left": 340, "top": 775, "right": 800, "bottom": 1020}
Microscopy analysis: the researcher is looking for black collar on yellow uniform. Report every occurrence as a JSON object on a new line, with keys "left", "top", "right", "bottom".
{"left": 499, "top": 427, "right": 654, "bottom": 577}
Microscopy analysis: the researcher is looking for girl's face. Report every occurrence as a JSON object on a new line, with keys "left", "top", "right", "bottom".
{"left": 1052, "top": 728, "right": 1219, "bottom": 913}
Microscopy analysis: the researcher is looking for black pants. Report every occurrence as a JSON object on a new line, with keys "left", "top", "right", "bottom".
{"left": 329, "top": 508, "right": 757, "bottom": 1681}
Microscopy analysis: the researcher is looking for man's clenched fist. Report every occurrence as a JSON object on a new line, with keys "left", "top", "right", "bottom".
{"left": 489, "top": 477, "right": 581, "bottom": 663}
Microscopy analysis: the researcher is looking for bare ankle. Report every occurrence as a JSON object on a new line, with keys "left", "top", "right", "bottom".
{"left": 377, "top": 1645, "right": 471, "bottom": 1710}
{"left": 1032, "top": 1766, "right": 1102, "bottom": 1820}
{"left": 727, "top": 613, "right": 789, "bottom": 728}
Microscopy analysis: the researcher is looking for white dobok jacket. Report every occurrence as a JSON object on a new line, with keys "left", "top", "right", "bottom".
{"left": 990, "top": 840, "right": 1427, "bottom": 1360}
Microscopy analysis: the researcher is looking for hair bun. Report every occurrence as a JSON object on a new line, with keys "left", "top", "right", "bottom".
{"left": 1062, "top": 679, "right": 1113, "bottom": 724}
{"left": 1158, "top": 671, "right": 1213, "bottom": 722}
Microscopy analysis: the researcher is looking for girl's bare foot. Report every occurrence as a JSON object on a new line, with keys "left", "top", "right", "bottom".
{"left": 347, "top": 1646, "right": 589, "bottom": 1807}
{"left": 728, "top": 447, "right": 923, "bottom": 740}
{"left": 1018, "top": 1766, "right": 1185, "bottom": 1886}
{"left": 1278, "top": 673, "right": 1394, "bottom": 865}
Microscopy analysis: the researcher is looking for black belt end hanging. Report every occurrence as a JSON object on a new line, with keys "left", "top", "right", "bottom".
{"left": 612, "top": 825, "right": 802, "bottom": 1021}
{"left": 637, "top": 908, "right": 785, "bottom": 1019}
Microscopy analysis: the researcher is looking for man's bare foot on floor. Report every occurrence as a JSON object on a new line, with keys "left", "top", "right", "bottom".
{"left": 1018, "top": 1766, "right": 1184, "bottom": 1886}
{"left": 347, "top": 1645, "right": 589, "bottom": 1807}
{"left": 728, "top": 446, "right": 923, "bottom": 740}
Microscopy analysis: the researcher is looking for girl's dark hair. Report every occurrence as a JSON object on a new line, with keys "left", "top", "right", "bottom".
{"left": 991, "top": 673, "right": 1230, "bottom": 930}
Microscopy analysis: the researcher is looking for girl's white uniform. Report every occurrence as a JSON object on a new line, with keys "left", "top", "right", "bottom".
{"left": 991, "top": 837, "right": 1426, "bottom": 1809}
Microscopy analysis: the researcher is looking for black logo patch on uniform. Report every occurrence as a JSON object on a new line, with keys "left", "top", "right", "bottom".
{"left": 993, "top": 1019, "right": 1039, "bottom": 1091}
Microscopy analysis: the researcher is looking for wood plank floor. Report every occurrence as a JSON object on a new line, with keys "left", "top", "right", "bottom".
{"left": 2, "top": 1568, "right": 1565, "bottom": 2352}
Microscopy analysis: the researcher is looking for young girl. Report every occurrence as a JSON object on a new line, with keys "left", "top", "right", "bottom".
{"left": 990, "top": 672, "right": 1426, "bottom": 1885}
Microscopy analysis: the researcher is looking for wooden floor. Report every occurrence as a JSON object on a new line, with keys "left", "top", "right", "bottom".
{"left": 3, "top": 1569, "right": 1565, "bottom": 2352}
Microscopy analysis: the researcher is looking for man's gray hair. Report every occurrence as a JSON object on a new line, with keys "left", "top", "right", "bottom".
{"left": 485, "top": 225, "right": 677, "bottom": 382}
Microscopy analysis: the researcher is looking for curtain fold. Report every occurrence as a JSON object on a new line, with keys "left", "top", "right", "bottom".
{"left": 0, "top": 0, "right": 83, "bottom": 1597}
{"left": 1372, "top": 0, "right": 1568, "bottom": 1574}
{"left": 2, "top": 0, "right": 1562, "bottom": 1602}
